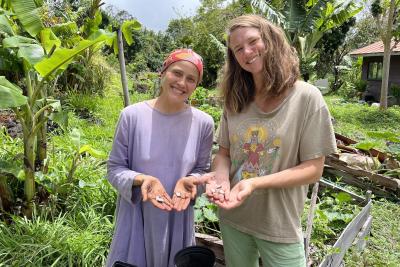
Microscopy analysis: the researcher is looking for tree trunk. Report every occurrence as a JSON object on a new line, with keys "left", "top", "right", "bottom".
{"left": 379, "top": 0, "right": 396, "bottom": 110}
{"left": 36, "top": 120, "right": 47, "bottom": 172}
{"left": 0, "top": 174, "right": 13, "bottom": 211}
{"left": 23, "top": 118, "right": 36, "bottom": 216}
{"left": 36, "top": 89, "right": 48, "bottom": 173}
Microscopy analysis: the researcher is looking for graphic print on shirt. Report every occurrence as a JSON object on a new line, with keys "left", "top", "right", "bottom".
{"left": 230, "top": 118, "right": 281, "bottom": 180}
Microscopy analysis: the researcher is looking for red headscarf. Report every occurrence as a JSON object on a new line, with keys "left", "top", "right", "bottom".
{"left": 161, "top": 49, "right": 203, "bottom": 83}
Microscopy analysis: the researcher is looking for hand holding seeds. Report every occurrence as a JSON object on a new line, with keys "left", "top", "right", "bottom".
{"left": 140, "top": 175, "right": 173, "bottom": 211}
{"left": 203, "top": 172, "right": 231, "bottom": 203}
{"left": 172, "top": 176, "right": 197, "bottom": 211}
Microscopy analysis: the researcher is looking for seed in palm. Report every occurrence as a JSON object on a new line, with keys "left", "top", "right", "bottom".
{"left": 156, "top": 196, "right": 164, "bottom": 203}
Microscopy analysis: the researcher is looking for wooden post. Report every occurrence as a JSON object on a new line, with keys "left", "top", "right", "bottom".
{"left": 117, "top": 28, "right": 130, "bottom": 107}
{"left": 305, "top": 182, "right": 319, "bottom": 262}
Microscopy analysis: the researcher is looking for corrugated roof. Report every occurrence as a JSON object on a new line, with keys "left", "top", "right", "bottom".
{"left": 349, "top": 40, "right": 400, "bottom": 56}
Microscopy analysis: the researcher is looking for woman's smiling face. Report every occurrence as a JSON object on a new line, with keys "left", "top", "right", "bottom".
{"left": 229, "top": 26, "right": 266, "bottom": 77}
{"left": 160, "top": 60, "right": 199, "bottom": 103}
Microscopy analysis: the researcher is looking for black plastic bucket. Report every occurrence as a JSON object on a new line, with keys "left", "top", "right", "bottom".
{"left": 174, "top": 245, "right": 216, "bottom": 267}
{"left": 112, "top": 261, "right": 137, "bottom": 267}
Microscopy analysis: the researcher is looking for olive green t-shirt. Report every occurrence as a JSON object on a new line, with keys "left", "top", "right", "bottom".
{"left": 216, "top": 81, "right": 337, "bottom": 243}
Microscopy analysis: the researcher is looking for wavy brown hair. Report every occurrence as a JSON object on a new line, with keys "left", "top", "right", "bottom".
{"left": 220, "top": 15, "right": 300, "bottom": 113}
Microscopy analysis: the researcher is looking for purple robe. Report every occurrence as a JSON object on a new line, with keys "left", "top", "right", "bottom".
{"left": 106, "top": 102, "right": 214, "bottom": 267}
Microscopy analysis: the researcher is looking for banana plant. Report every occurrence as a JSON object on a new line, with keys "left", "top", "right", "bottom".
{"left": 0, "top": 0, "right": 114, "bottom": 215}
{"left": 250, "top": 0, "right": 362, "bottom": 80}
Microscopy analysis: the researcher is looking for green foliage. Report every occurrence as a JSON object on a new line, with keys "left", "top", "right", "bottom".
{"left": 302, "top": 189, "right": 361, "bottom": 263}
{"left": 390, "top": 83, "right": 400, "bottom": 100}
{"left": 371, "top": 0, "right": 383, "bottom": 18}
{"left": 58, "top": 53, "right": 113, "bottom": 96}
{"left": 335, "top": 58, "right": 364, "bottom": 100}
{"left": 354, "top": 79, "right": 367, "bottom": 93}
{"left": 326, "top": 96, "right": 400, "bottom": 140}
{"left": 0, "top": 77, "right": 27, "bottom": 108}
{"left": 194, "top": 195, "right": 220, "bottom": 238}
{"left": 190, "top": 86, "right": 209, "bottom": 106}
{"left": 0, "top": 207, "right": 113, "bottom": 266}
{"left": 190, "top": 87, "right": 222, "bottom": 125}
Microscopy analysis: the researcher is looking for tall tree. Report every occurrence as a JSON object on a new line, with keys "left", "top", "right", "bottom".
{"left": 371, "top": 0, "right": 400, "bottom": 110}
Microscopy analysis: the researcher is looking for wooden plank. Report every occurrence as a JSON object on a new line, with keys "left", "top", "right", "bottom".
{"left": 335, "top": 133, "right": 386, "bottom": 162}
{"left": 325, "top": 154, "right": 400, "bottom": 190}
{"left": 355, "top": 215, "right": 373, "bottom": 251}
{"left": 323, "top": 166, "right": 398, "bottom": 199}
{"left": 319, "top": 178, "right": 365, "bottom": 203}
{"left": 319, "top": 200, "right": 372, "bottom": 267}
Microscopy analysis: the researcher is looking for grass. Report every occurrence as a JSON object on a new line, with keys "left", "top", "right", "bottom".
{"left": 325, "top": 96, "right": 400, "bottom": 140}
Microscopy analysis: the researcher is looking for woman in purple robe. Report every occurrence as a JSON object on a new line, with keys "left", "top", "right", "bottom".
{"left": 106, "top": 49, "right": 214, "bottom": 267}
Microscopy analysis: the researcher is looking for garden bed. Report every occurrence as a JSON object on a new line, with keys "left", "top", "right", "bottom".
{"left": 324, "top": 133, "right": 400, "bottom": 200}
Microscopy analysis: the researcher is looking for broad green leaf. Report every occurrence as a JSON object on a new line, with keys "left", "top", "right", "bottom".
{"left": 0, "top": 14, "right": 15, "bottom": 35}
{"left": 334, "top": 192, "right": 352, "bottom": 204}
{"left": 354, "top": 141, "right": 381, "bottom": 151}
{"left": 194, "top": 208, "right": 204, "bottom": 223}
{"left": 194, "top": 195, "right": 209, "bottom": 208}
{"left": 34, "top": 34, "right": 108, "bottom": 78}
{"left": 251, "top": 0, "right": 285, "bottom": 27}
{"left": 79, "top": 144, "right": 106, "bottom": 158}
{"left": 51, "top": 21, "right": 79, "bottom": 37}
{"left": 3, "top": 35, "right": 37, "bottom": 47}
{"left": 203, "top": 207, "right": 219, "bottom": 222}
{"left": 40, "top": 28, "right": 61, "bottom": 54}
{"left": 12, "top": 0, "right": 44, "bottom": 37}
{"left": 0, "top": 76, "right": 27, "bottom": 108}
{"left": 0, "top": 159, "right": 21, "bottom": 177}
{"left": 366, "top": 131, "right": 400, "bottom": 143}
{"left": 17, "top": 44, "right": 44, "bottom": 66}
{"left": 83, "top": 10, "right": 102, "bottom": 37}
{"left": 88, "top": 29, "right": 115, "bottom": 52}
{"left": 34, "top": 98, "right": 61, "bottom": 113}
{"left": 49, "top": 109, "right": 68, "bottom": 131}
{"left": 121, "top": 20, "right": 141, "bottom": 45}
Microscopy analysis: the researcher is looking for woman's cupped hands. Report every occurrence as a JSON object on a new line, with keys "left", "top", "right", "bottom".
{"left": 140, "top": 175, "right": 210, "bottom": 211}
{"left": 203, "top": 172, "right": 254, "bottom": 210}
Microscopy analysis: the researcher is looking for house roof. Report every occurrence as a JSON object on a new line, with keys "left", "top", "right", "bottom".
{"left": 349, "top": 40, "right": 400, "bottom": 57}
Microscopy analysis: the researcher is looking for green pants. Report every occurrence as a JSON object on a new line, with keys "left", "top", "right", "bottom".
{"left": 220, "top": 223, "right": 306, "bottom": 267}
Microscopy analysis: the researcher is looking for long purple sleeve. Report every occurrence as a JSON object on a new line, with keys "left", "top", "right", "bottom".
{"left": 106, "top": 102, "right": 214, "bottom": 267}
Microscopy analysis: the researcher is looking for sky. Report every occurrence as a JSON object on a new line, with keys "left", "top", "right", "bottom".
{"left": 102, "top": 0, "right": 201, "bottom": 32}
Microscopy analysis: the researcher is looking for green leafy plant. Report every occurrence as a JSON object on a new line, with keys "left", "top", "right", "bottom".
{"left": 194, "top": 195, "right": 220, "bottom": 238}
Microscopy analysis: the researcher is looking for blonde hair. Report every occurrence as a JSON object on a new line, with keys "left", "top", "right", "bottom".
{"left": 220, "top": 14, "right": 300, "bottom": 113}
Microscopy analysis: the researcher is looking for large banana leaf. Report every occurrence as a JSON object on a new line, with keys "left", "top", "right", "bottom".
{"left": 0, "top": 76, "right": 27, "bottom": 108}
{"left": 17, "top": 44, "right": 44, "bottom": 67}
{"left": 11, "top": 0, "right": 44, "bottom": 37}
{"left": 40, "top": 29, "right": 61, "bottom": 54}
{"left": 330, "top": 3, "right": 362, "bottom": 29}
{"left": 121, "top": 20, "right": 141, "bottom": 46}
{"left": 285, "top": 0, "right": 306, "bottom": 33}
{"left": 0, "top": 14, "right": 15, "bottom": 35}
{"left": 2, "top": 35, "right": 37, "bottom": 47}
{"left": 51, "top": 21, "right": 79, "bottom": 37}
{"left": 251, "top": 0, "right": 285, "bottom": 28}
{"left": 34, "top": 33, "right": 109, "bottom": 78}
